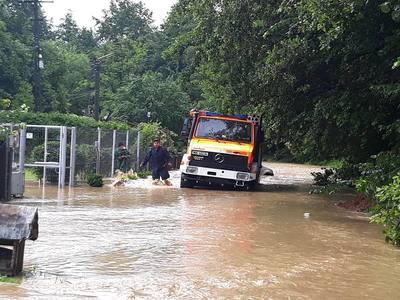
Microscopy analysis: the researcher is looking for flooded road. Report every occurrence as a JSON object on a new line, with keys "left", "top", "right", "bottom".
{"left": 2, "top": 163, "right": 400, "bottom": 299}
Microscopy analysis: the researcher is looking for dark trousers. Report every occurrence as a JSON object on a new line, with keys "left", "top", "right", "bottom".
{"left": 152, "top": 167, "right": 170, "bottom": 180}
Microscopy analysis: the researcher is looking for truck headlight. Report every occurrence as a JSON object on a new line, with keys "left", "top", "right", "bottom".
{"left": 186, "top": 166, "right": 198, "bottom": 174}
{"left": 237, "top": 172, "right": 250, "bottom": 180}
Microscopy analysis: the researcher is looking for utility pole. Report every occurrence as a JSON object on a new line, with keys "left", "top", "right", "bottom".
{"left": 32, "top": 0, "right": 41, "bottom": 112}
{"left": 20, "top": 0, "right": 53, "bottom": 112}
{"left": 92, "top": 53, "right": 113, "bottom": 121}
{"left": 93, "top": 60, "right": 101, "bottom": 121}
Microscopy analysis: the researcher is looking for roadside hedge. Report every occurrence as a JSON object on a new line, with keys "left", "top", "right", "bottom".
{"left": 371, "top": 174, "right": 400, "bottom": 246}
{"left": 0, "top": 111, "right": 130, "bottom": 130}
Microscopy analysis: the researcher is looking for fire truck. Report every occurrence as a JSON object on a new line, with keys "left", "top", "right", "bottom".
{"left": 180, "top": 110, "right": 272, "bottom": 190}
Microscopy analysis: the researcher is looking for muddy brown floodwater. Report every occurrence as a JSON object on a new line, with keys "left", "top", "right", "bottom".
{"left": 1, "top": 163, "right": 400, "bottom": 299}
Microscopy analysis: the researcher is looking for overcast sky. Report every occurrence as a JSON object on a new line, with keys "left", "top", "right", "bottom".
{"left": 43, "top": 0, "right": 177, "bottom": 29}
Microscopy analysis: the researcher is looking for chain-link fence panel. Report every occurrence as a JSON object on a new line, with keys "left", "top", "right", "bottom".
{"left": 75, "top": 127, "right": 98, "bottom": 181}
{"left": 128, "top": 129, "right": 141, "bottom": 171}
{"left": 99, "top": 128, "right": 114, "bottom": 177}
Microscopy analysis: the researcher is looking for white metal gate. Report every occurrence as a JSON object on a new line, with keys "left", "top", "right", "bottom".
{"left": 24, "top": 125, "right": 76, "bottom": 188}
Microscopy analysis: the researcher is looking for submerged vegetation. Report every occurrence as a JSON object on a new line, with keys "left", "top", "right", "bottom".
{"left": 0, "top": 276, "right": 19, "bottom": 283}
{"left": 87, "top": 174, "right": 104, "bottom": 187}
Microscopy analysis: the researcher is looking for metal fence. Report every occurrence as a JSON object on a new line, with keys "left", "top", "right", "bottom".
{"left": 75, "top": 127, "right": 146, "bottom": 180}
{"left": 2, "top": 124, "right": 181, "bottom": 189}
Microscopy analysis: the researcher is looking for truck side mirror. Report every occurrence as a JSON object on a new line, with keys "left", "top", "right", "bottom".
{"left": 181, "top": 118, "right": 191, "bottom": 137}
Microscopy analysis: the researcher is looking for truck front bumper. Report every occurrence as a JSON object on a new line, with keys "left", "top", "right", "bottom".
{"left": 180, "top": 165, "right": 257, "bottom": 188}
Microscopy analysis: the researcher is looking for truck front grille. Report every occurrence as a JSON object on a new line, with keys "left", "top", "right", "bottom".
{"left": 190, "top": 151, "right": 248, "bottom": 172}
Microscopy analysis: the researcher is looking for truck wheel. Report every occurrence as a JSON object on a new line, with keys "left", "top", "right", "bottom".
{"left": 180, "top": 178, "right": 194, "bottom": 188}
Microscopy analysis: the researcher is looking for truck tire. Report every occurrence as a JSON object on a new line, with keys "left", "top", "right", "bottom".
{"left": 180, "top": 177, "right": 194, "bottom": 188}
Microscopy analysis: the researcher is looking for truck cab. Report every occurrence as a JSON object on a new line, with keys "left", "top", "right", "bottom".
{"left": 180, "top": 110, "right": 267, "bottom": 190}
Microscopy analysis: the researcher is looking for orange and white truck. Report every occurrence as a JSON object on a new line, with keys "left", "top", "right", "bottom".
{"left": 180, "top": 110, "right": 272, "bottom": 190}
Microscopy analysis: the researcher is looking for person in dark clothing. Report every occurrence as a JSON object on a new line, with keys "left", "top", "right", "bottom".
{"left": 115, "top": 142, "right": 130, "bottom": 173}
{"left": 140, "top": 138, "right": 172, "bottom": 186}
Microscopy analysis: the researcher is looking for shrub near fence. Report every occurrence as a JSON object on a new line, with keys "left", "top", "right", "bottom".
{"left": 0, "top": 111, "right": 129, "bottom": 130}
{"left": 371, "top": 174, "right": 400, "bottom": 246}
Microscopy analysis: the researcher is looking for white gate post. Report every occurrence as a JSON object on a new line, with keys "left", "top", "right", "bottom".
{"left": 136, "top": 131, "right": 141, "bottom": 170}
{"left": 58, "top": 126, "right": 67, "bottom": 188}
{"left": 19, "top": 126, "right": 26, "bottom": 172}
{"left": 69, "top": 127, "right": 76, "bottom": 187}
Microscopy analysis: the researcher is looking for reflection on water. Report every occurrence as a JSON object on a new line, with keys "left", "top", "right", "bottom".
{"left": 2, "top": 164, "right": 400, "bottom": 299}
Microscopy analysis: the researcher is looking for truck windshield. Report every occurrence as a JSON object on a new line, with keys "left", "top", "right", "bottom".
{"left": 195, "top": 118, "right": 252, "bottom": 143}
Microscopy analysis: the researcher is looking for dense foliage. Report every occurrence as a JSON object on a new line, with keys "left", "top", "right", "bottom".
{"left": 372, "top": 174, "right": 400, "bottom": 245}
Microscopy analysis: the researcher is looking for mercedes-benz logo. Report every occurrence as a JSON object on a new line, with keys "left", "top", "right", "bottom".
{"left": 214, "top": 153, "right": 224, "bottom": 164}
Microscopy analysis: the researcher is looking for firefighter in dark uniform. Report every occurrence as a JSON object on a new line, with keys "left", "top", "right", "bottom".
{"left": 140, "top": 138, "right": 172, "bottom": 186}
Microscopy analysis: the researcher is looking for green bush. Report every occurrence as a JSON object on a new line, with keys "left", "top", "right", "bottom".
{"left": 0, "top": 111, "right": 130, "bottom": 130}
{"left": 371, "top": 174, "right": 400, "bottom": 246}
{"left": 355, "top": 152, "right": 400, "bottom": 200}
{"left": 87, "top": 174, "right": 103, "bottom": 187}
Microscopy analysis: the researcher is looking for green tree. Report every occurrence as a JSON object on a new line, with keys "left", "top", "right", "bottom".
{"left": 0, "top": 0, "right": 33, "bottom": 108}
{"left": 108, "top": 72, "right": 190, "bottom": 132}
{"left": 40, "top": 40, "right": 91, "bottom": 113}
{"left": 55, "top": 11, "right": 80, "bottom": 45}
{"left": 95, "top": 0, "right": 153, "bottom": 42}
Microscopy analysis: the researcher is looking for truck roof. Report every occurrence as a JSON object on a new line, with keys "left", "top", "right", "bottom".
{"left": 190, "top": 110, "right": 260, "bottom": 124}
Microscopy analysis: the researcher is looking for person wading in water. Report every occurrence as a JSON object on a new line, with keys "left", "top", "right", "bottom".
{"left": 115, "top": 142, "right": 131, "bottom": 173}
{"left": 140, "top": 138, "right": 172, "bottom": 186}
